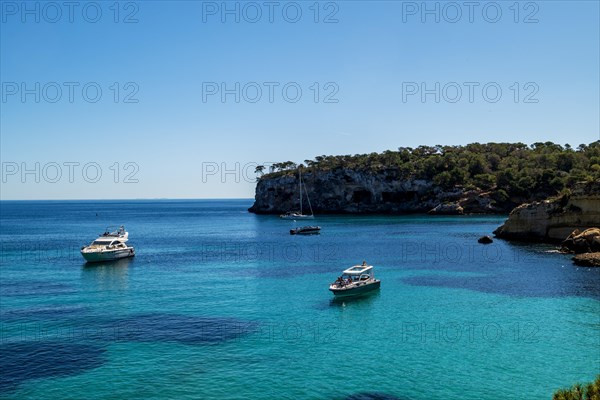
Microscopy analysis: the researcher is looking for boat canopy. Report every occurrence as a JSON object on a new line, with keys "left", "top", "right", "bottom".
{"left": 343, "top": 265, "right": 373, "bottom": 275}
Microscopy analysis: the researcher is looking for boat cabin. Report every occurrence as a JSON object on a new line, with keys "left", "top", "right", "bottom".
{"left": 338, "top": 264, "right": 375, "bottom": 283}
{"left": 90, "top": 238, "right": 127, "bottom": 248}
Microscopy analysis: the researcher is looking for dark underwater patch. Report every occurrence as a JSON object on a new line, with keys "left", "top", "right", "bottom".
{"left": 0, "top": 341, "right": 106, "bottom": 392}
{"left": 103, "top": 313, "right": 259, "bottom": 345}
{"left": 0, "top": 280, "right": 76, "bottom": 297}
{"left": 402, "top": 267, "right": 600, "bottom": 300}
{"left": 0, "top": 305, "right": 89, "bottom": 321}
{"left": 341, "top": 392, "right": 410, "bottom": 400}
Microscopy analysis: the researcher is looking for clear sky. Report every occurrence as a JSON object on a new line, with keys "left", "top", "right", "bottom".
{"left": 1, "top": 0, "right": 599, "bottom": 200}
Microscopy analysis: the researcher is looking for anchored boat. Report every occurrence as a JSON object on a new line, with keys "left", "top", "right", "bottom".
{"left": 80, "top": 226, "right": 135, "bottom": 263}
{"left": 329, "top": 262, "right": 380, "bottom": 297}
{"left": 290, "top": 226, "right": 321, "bottom": 235}
{"left": 280, "top": 167, "right": 314, "bottom": 219}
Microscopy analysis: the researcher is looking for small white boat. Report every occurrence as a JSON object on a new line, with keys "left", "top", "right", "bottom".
{"left": 80, "top": 226, "right": 135, "bottom": 263}
{"left": 329, "top": 262, "right": 380, "bottom": 297}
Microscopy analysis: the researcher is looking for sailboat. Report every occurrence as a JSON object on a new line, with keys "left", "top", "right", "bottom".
{"left": 280, "top": 168, "right": 315, "bottom": 219}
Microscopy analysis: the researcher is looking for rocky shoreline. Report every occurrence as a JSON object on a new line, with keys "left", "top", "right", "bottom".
{"left": 493, "top": 181, "right": 600, "bottom": 242}
{"left": 248, "top": 168, "right": 509, "bottom": 215}
{"left": 249, "top": 143, "right": 599, "bottom": 218}
{"left": 492, "top": 181, "right": 600, "bottom": 266}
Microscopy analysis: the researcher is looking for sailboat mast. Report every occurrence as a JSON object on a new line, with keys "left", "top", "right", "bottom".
{"left": 299, "top": 168, "right": 303, "bottom": 215}
{"left": 304, "top": 177, "right": 314, "bottom": 216}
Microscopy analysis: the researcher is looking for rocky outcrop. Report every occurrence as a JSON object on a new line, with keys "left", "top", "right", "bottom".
{"left": 248, "top": 168, "right": 505, "bottom": 215}
{"left": 493, "top": 181, "right": 600, "bottom": 242}
{"left": 428, "top": 203, "right": 464, "bottom": 215}
{"left": 572, "top": 252, "right": 600, "bottom": 267}
{"left": 562, "top": 228, "right": 600, "bottom": 253}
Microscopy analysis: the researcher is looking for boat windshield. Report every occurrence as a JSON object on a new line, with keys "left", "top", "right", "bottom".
{"left": 93, "top": 239, "right": 122, "bottom": 245}
{"left": 342, "top": 271, "right": 373, "bottom": 280}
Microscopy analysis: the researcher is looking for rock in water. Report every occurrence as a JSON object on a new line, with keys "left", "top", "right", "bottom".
{"left": 428, "top": 203, "right": 464, "bottom": 215}
{"left": 478, "top": 235, "right": 493, "bottom": 244}
{"left": 572, "top": 252, "right": 600, "bottom": 267}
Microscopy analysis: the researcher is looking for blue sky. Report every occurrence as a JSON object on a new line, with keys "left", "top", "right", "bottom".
{"left": 1, "top": 0, "right": 599, "bottom": 200}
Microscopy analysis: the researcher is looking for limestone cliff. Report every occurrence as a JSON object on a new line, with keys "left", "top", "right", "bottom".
{"left": 493, "top": 181, "right": 600, "bottom": 242}
{"left": 248, "top": 168, "right": 504, "bottom": 215}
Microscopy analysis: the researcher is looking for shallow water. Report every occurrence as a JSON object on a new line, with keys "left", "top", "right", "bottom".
{"left": 1, "top": 200, "right": 598, "bottom": 399}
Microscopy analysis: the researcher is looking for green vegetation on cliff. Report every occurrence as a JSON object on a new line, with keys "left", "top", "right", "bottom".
{"left": 262, "top": 141, "right": 600, "bottom": 207}
{"left": 552, "top": 375, "right": 600, "bottom": 400}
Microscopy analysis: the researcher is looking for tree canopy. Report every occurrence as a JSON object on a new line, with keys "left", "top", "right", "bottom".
{"left": 262, "top": 141, "right": 600, "bottom": 204}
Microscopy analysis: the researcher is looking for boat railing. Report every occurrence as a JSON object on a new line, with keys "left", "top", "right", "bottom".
{"left": 102, "top": 225, "right": 127, "bottom": 237}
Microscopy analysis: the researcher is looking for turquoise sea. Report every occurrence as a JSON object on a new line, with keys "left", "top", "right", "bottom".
{"left": 1, "top": 200, "right": 599, "bottom": 399}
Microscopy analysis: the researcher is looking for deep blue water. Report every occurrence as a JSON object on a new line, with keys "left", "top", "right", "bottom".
{"left": 1, "top": 200, "right": 599, "bottom": 399}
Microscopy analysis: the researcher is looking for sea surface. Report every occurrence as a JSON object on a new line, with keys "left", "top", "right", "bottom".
{"left": 0, "top": 199, "right": 599, "bottom": 400}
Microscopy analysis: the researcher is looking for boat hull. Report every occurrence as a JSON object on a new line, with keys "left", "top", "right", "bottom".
{"left": 81, "top": 248, "right": 135, "bottom": 263}
{"left": 280, "top": 215, "right": 314, "bottom": 220}
{"left": 290, "top": 227, "right": 321, "bottom": 235}
{"left": 329, "top": 280, "right": 380, "bottom": 297}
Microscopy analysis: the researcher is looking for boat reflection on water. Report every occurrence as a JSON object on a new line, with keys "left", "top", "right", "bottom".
{"left": 81, "top": 257, "right": 133, "bottom": 292}
{"left": 329, "top": 288, "right": 381, "bottom": 308}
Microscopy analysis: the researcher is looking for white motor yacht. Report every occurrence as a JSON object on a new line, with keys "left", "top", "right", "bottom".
{"left": 80, "top": 226, "right": 135, "bottom": 262}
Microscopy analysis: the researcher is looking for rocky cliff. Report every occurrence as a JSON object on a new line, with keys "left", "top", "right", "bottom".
{"left": 248, "top": 168, "right": 505, "bottom": 215}
{"left": 493, "top": 181, "right": 600, "bottom": 242}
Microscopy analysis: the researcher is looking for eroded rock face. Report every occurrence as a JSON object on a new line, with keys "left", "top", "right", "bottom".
{"left": 494, "top": 181, "right": 600, "bottom": 242}
{"left": 562, "top": 228, "right": 600, "bottom": 253}
{"left": 249, "top": 169, "right": 504, "bottom": 215}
